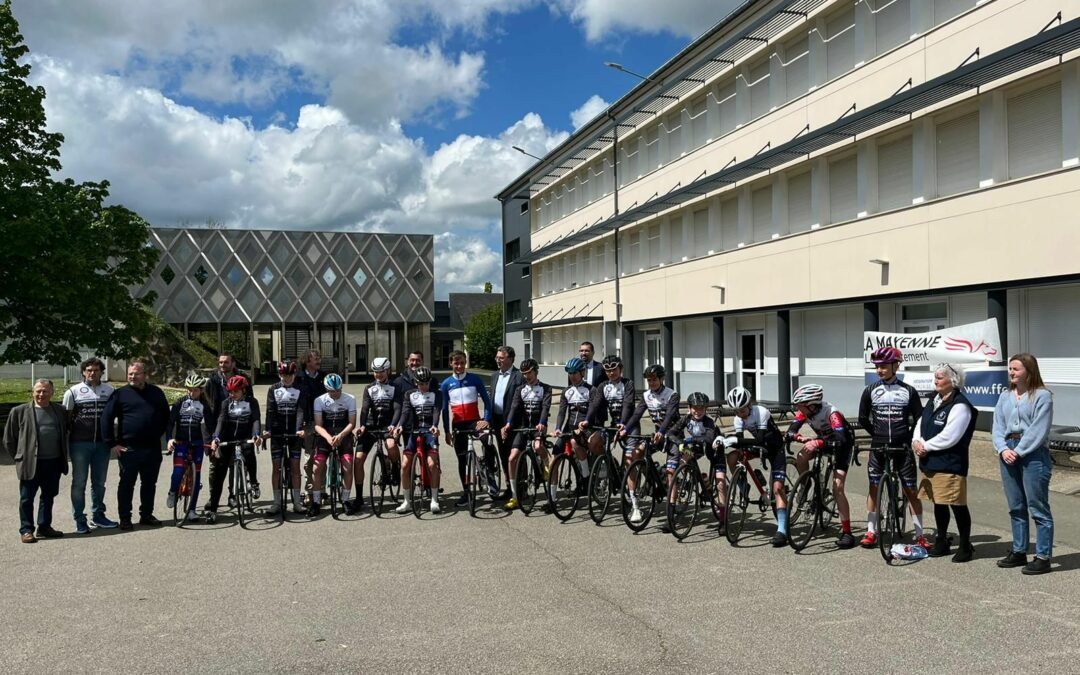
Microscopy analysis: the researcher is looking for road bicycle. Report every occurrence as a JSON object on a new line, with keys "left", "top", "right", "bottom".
{"left": 666, "top": 441, "right": 722, "bottom": 540}
{"left": 168, "top": 441, "right": 203, "bottom": 527}
{"left": 724, "top": 441, "right": 797, "bottom": 545}
{"left": 508, "top": 427, "right": 549, "bottom": 516}
{"left": 859, "top": 444, "right": 913, "bottom": 562}
{"left": 219, "top": 440, "right": 258, "bottom": 527}
{"left": 787, "top": 439, "right": 841, "bottom": 551}
{"left": 459, "top": 428, "right": 502, "bottom": 517}
{"left": 587, "top": 427, "right": 625, "bottom": 525}
{"left": 408, "top": 431, "right": 439, "bottom": 518}
{"left": 548, "top": 430, "right": 586, "bottom": 522}
{"left": 367, "top": 430, "right": 400, "bottom": 516}
{"left": 268, "top": 433, "right": 302, "bottom": 522}
{"left": 619, "top": 435, "right": 667, "bottom": 532}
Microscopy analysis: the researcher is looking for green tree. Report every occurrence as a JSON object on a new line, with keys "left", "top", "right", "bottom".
{"left": 464, "top": 303, "right": 503, "bottom": 370}
{"left": 0, "top": 1, "right": 158, "bottom": 365}
{"left": 483, "top": 281, "right": 493, "bottom": 293}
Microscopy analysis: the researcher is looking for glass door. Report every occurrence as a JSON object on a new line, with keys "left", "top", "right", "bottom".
{"left": 644, "top": 330, "right": 662, "bottom": 371}
{"left": 739, "top": 331, "right": 765, "bottom": 400}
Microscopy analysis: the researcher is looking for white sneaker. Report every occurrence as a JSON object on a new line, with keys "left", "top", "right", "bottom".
{"left": 430, "top": 499, "right": 441, "bottom": 514}
{"left": 266, "top": 503, "right": 281, "bottom": 515}
{"left": 630, "top": 508, "right": 643, "bottom": 524}
{"left": 166, "top": 492, "right": 176, "bottom": 508}
{"left": 395, "top": 500, "right": 411, "bottom": 514}
{"left": 185, "top": 510, "right": 198, "bottom": 522}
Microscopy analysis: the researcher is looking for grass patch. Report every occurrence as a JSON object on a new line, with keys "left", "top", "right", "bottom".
{"left": 0, "top": 379, "right": 187, "bottom": 405}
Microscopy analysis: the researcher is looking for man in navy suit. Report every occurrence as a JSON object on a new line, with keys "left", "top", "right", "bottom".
{"left": 577, "top": 341, "right": 604, "bottom": 388}
{"left": 490, "top": 346, "right": 524, "bottom": 500}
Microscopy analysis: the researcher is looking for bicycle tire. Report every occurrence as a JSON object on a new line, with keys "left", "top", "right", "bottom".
{"left": 787, "top": 470, "right": 819, "bottom": 551}
{"left": 620, "top": 458, "right": 656, "bottom": 532}
{"left": 465, "top": 450, "right": 480, "bottom": 516}
{"left": 708, "top": 461, "right": 724, "bottom": 526}
{"left": 174, "top": 463, "right": 191, "bottom": 526}
{"left": 725, "top": 465, "right": 749, "bottom": 545}
{"left": 278, "top": 458, "right": 290, "bottom": 523}
{"left": 878, "top": 473, "right": 902, "bottom": 562}
{"left": 233, "top": 457, "right": 248, "bottom": 527}
{"left": 516, "top": 453, "right": 539, "bottom": 515}
{"left": 368, "top": 450, "right": 384, "bottom": 515}
{"left": 667, "top": 463, "right": 700, "bottom": 540}
{"left": 820, "top": 464, "right": 837, "bottom": 531}
{"left": 328, "top": 453, "right": 341, "bottom": 518}
{"left": 549, "top": 454, "right": 581, "bottom": 522}
{"left": 587, "top": 453, "right": 613, "bottom": 524}
{"left": 411, "top": 456, "right": 424, "bottom": 518}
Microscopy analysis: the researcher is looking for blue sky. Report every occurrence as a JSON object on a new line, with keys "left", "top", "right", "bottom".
{"left": 13, "top": 0, "right": 738, "bottom": 297}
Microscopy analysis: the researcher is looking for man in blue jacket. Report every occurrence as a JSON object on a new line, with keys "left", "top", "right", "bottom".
{"left": 101, "top": 361, "right": 170, "bottom": 530}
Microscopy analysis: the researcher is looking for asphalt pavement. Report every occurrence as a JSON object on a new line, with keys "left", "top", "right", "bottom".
{"left": 4, "top": 398, "right": 1080, "bottom": 673}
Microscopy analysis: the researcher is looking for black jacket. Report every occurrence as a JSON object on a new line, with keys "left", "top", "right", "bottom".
{"left": 490, "top": 367, "right": 525, "bottom": 421}
{"left": 101, "top": 384, "right": 170, "bottom": 449}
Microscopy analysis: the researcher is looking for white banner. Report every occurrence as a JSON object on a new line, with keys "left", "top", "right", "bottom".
{"left": 863, "top": 319, "right": 1002, "bottom": 366}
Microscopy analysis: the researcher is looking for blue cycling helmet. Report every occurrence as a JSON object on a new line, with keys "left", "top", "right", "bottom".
{"left": 323, "top": 373, "right": 343, "bottom": 391}
{"left": 564, "top": 357, "right": 587, "bottom": 373}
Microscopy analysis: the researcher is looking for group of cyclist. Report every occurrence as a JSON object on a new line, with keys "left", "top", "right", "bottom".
{"left": 162, "top": 343, "right": 937, "bottom": 554}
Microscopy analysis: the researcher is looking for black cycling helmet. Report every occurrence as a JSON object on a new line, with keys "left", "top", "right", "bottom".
{"left": 519, "top": 358, "right": 539, "bottom": 374}
{"left": 687, "top": 392, "right": 709, "bottom": 407}
{"left": 643, "top": 364, "right": 666, "bottom": 379}
{"left": 602, "top": 355, "right": 623, "bottom": 371}
{"left": 413, "top": 366, "right": 432, "bottom": 384}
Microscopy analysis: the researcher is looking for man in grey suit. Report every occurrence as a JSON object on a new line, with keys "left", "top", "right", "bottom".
{"left": 490, "top": 346, "right": 524, "bottom": 501}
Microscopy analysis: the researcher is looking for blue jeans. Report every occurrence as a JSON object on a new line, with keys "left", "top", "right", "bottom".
{"left": 999, "top": 443, "right": 1054, "bottom": 559}
{"left": 19, "top": 457, "right": 64, "bottom": 535}
{"left": 70, "top": 441, "right": 112, "bottom": 523}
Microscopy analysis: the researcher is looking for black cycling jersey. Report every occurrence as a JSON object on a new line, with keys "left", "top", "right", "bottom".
{"left": 400, "top": 388, "right": 442, "bottom": 431}
{"left": 62, "top": 381, "right": 114, "bottom": 444}
{"left": 265, "top": 381, "right": 306, "bottom": 435}
{"left": 507, "top": 381, "right": 552, "bottom": 429}
{"left": 214, "top": 397, "right": 261, "bottom": 442}
{"left": 729, "top": 405, "right": 785, "bottom": 450}
{"left": 556, "top": 383, "right": 596, "bottom": 432}
{"left": 360, "top": 381, "right": 400, "bottom": 428}
{"left": 858, "top": 378, "right": 924, "bottom": 446}
{"left": 627, "top": 386, "right": 680, "bottom": 435}
{"left": 587, "top": 376, "right": 636, "bottom": 427}
{"left": 167, "top": 396, "right": 211, "bottom": 445}
{"left": 665, "top": 414, "right": 718, "bottom": 447}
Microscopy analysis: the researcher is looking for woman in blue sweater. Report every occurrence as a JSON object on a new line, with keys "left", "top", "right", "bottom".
{"left": 992, "top": 353, "right": 1054, "bottom": 575}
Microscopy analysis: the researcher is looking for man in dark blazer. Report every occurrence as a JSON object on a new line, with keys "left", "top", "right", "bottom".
{"left": 4, "top": 379, "right": 70, "bottom": 543}
{"left": 576, "top": 341, "right": 604, "bottom": 388}
{"left": 490, "top": 345, "right": 524, "bottom": 500}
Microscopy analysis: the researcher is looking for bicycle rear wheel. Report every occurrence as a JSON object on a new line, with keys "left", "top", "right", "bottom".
{"left": 411, "top": 456, "right": 424, "bottom": 518}
{"left": 233, "top": 458, "right": 248, "bottom": 527}
{"left": 667, "top": 463, "right": 700, "bottom": 540}
{"left": 820, "top": 465, "right": 837, "bottom": 531}
{"left": 516, "top": 453, "right": 540, "bottom": 515}
{"left": 878, "top": 474, "right": 903, "bottom": 562}
{"left": 708, "top": 462, "right": 724, "bottom": 527}
{"left": 587, "top": 454, "right": 613, "bottom": 524}
{"left": 787, "top": 470, "right": 819, "bottom": 552}
{"left": 620, "top": 458, "right": 656, "bottom": 532}
{"left": 174, "top": 463, "right": 192, "bottom": 526}
{"left": 549, "top": 454, "right": 581, "bottom": 522}
{"left": 725, "top": 465, "right": 749, "bottom": 545}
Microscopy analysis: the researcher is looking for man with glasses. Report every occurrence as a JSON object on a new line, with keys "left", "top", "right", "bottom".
{"left": 575, "top": 342, "right": 604, "bottom": 388}
{"left": 62, "top": 357, "right": 119, "bottom": 533}
{"left": 490, "top": 346, "right": 524, "bottom": 501}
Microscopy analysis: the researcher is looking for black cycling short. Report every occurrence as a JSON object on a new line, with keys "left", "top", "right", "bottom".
{"left": 511, "top": 430, "right": 541, "bottom": 451}
{"left": 358, "top": 429, "right": 394, "bottom": 455}
{"left": 868, "top": 445, "right": 917, "bottom": 489}
{"left": 721, "top": 444, "right": 788, "bottom": 482}
{"left": 269, "top": 436, "right": 302, "bottom": 461}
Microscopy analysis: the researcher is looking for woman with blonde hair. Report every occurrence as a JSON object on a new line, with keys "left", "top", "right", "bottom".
{"left": 992, "top": 353, "right": 1054, "bottom": 575}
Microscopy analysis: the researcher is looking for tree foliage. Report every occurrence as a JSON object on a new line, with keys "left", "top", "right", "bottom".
{"left": 464, "top": 303, "right": 503, "bottom": 370}
{"left": 0, "top": 1, "right": 158, "bottom": 365}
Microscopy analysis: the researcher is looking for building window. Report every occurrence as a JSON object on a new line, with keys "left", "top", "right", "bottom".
{"left": 877, "top": 135, "right": 913, "bottom": 211}
{"left": 825, "top": 6, "right": 856, "bottom": 82}
{"left": 521, "top": 265, "right": 530, "bottom": 278}
{"left": 505, "top": 238, "right": 520, "bottom": 263}
{"left": 936, "top": 111, "right": 979, "bottom": 197}
{"left": 1007, "top": 81, "right": 1062, "bottom": 180}
{"left": 160, "top": 265, "right": 175, "bottom": 285}
{"left": 520, "top": 202, "right": 529, "bottom": 215}
{"left": 875, "top": 0, "right": 911, "bottom": 55}
{"left": 787, "top": 170, "right": 813, "bottom": 231}
{"left": 506, "top": 300, "right": 522, "bottom": 322}
{"left": 784, "top": 34, "right": 810, "bottom": 100}
{"left": 829, "top": 154, "right": 858, "bottom": 223}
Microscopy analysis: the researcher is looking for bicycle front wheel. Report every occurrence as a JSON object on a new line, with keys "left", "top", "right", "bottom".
{"left": 620, "top": 458, "right": 656, "bottom": 532}
{"left": 725, "top": 465, "right": 749, "bottom": 545}
{"left": 278, "top": 460, "right": 290, "bottom": 523}
{"left": 328, "top": 454, "right": 341, "bottom": 518}
{"left": 369, "top": 451, "right": 386, "bottom": 515}
{"left": 787, "top": 470, "right": 819, "bottom": 552}
{"left": 516, "top": 453, "right": 540, "bottom": 515}
{"left": 175, "top": 464, "right": 192, "bottom": 526}
{"left": 233, "top": 458, "right": 248, "bottom": 527}
{"left": 411, "top": 456, "right": 424, "bottom": 518}
{"left": 878, "top": 474, "right": 903, "bottom": 562}
{"left": 820, "top": 465, "right": 837, "bottom": 531}
{"left": 587, "top": 454, "right": 613, "bottom": 524}
{"left": 549, "top": 454, "right": 581, "bottom": 522}
{"left": 667, "top": 463, "right": 700, "bottom": 541}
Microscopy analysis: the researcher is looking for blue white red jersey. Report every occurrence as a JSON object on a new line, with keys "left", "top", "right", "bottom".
{"left": 440, "top": 373, "right": 492, "bottom": 435}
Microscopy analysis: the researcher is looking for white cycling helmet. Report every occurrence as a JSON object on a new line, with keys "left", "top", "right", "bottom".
{"left": 792, "top": 384, "right": 824, "bottom": 406}
{"left": 184, "top": 372, "right": 208, "bottom": 389}
{"left": 370, "top": 357, "right": 390, "bottom": 373}
{"left": 725, "top": 386, "right": 752, "bottom": 410}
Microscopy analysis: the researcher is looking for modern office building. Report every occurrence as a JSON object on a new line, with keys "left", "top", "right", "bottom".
{"left": 499, "top": 0, "right": 1080, "bottom": 422}
{"left": 140, "top": 227, "right": 434, "bottom": 379}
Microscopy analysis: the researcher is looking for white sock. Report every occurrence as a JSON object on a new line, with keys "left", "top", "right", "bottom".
{"left": 510, "top": 478, "right": 518, "bottom": 500}
{"left": 630, "top": 493, "right": 639, "bottom": 509}
{"left": 867, "top": 512, "right": 878, "bottom": 534}
{"left": 403, "top": 486, "right": 413, "bottom": 501}
{"left": 313, "top": 490, "right": 322, "bottom": 504}
{"left": 578, "top": 459, "right": 590, "bottom": 478}
{"left": 341, "top": 489, "right": 351, "bottom": 502}
{"left": 912, "top": 513, "right": 923, "bottom": 537}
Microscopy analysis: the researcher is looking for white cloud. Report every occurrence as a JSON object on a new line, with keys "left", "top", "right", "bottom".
{"left": 570, "top": 94, "right": 610, "bottom": 129}
{"left": 553, "top": 0, "right": 741, "bottom": 42}
{"left": 30, "top": 56, "right": 566, "bottom": 296}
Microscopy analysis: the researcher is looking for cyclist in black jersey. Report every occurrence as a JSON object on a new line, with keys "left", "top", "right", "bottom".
{"left": 165, "top": 373, "right": 212, "bottom": 523}
{"left": 622, "top": 364, "right": 680, "bottom": 524}
{"left": 204, "top": 376, "right": 262, "bottom": 523}
{"left": 552, "top": 357, "right": 602, "bottom": 490}
{"left": 262, "top": 360, "right": 307, "bottom": 515}
{"left": 354, "top": 357, "right": 401, "bottom": 513}
{"left": 501, "top": 359, "right": 552, "bottom": 510}
{"left": 586, "top": 355, "right": 635, "bottom": 458}
{"left": 857, "top": 346, "right": 928, "bottom": 549}
{"left": 394, "top": 366, "right": 443, "bottom": 514}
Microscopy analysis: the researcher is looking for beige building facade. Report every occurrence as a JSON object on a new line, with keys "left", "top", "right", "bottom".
{"left": 498, "top": 0, "right": 1080, "bottom": 422}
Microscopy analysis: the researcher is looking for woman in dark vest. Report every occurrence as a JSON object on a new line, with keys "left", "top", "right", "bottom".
{"left": 913, "top": 363, "right": 978, "bottom": 562}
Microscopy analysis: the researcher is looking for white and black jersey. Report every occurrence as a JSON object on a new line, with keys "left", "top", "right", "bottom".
{"left": 587, "top": 377, "right": 635, "bottom": 427}
{"left": 361, "top": 381, "right": 399, "bottom": 428}
{"left": 401, "top": 389, "right": 442, "bottom": 431}
{"left": 265, "top": 382, "right": 306, "bottom": 435}
{"left": 627, "top": 386, "right": 680, "bottom": 435}
{"left": 858, "top": 379, "right": 924, "bottom": 446}
{"left": 315, "top": 392, "right": 357, "bottom": 436}
{"left": 214, "top": 398, "right": 261, "bottom": 441}
{"left": 507, "top": 382, "right": 552, "bottom": 429}
{"left": 62, "top": 381, "right": 114, "bottom": 444}
{"left": 556, "top": 383, "right": 596, "bottom": 432}
{"left": 168, "top": 397, "right": 211, "bottom": 445}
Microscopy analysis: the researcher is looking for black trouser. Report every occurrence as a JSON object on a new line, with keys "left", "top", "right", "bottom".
{"left": 19, "top": 457, "right": 64, "bottom": 535}
{"left": 934, "top": 503, "right": 972, "bottom": 545}
{"left": 453, "top": 422, "right": 498, "bottom": 494}
{"left": 206, "top": 449, "right": 233, "bottom": 511}
{"left": 206, "top": 444, "right": 257, "bottom": 504}
{"left": 117, "top": 446, "right": 162, "bottom": 520}
{"left": 491, "top": 413, "right": 512, "bottom": 485}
